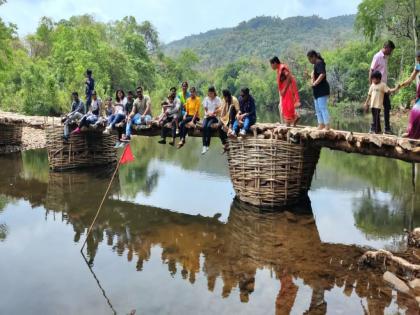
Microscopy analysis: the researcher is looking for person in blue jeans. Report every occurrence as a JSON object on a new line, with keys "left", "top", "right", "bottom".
{"left": 122, "top": 86, "right": 153, "bottom": 141}
{"left": 307, "top": 50, "right": 331, "bottom": 130}
{"left": 104, "top": 89, "right": 126, "bottom": 134}
{"left": 230, "top": 88, "right": 256, "bottom": 137}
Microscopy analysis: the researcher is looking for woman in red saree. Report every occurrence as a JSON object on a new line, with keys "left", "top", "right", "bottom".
{"left": 270, "top": 56, "right": 301, "bottom": 126}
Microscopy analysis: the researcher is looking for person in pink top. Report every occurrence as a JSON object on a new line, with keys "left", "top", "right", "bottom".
{"left": 369, "top": 40, "right": 396, "bottom": 134}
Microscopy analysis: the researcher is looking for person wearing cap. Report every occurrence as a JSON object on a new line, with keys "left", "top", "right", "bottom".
{"left": 71, "top": 91, "right": 102, "bottom": 134}
{"left": 369, "top": 40, "right": 396, "bottom": 134}
{"left": 398, "top": 51, "right": 420, "bottom": 138}
{"left": 85, "top": 69, "right": 95, "bottom": 111}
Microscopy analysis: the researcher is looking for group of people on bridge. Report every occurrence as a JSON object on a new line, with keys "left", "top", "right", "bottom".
{"left": 61, "top": 42, "right": 420, "bottom": 154}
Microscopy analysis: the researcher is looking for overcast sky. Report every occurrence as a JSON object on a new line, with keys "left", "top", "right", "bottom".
{"left": 0, "top": 0, "right": 361, "bottom": 43}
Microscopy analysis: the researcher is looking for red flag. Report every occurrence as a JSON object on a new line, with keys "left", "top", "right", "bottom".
{"left": 120, "top": 144, "right": 135, "bottom": 164}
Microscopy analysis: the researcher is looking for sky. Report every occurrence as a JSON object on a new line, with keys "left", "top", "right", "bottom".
{"left": 0, "top": 0, "right": 361, "bottom": 43}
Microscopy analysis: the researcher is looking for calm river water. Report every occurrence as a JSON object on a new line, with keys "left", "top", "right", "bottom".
{"left": 0, "top": 133, "right": 419, "bottom": 314}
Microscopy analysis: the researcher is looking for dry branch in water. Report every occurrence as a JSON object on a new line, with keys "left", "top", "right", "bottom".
{"left": 359, "top": 249, "right": 420, "bottom": 278}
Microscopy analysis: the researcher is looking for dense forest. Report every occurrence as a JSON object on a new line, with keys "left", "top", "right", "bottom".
{"left": 0, "top": 0, "right": 419, "bottom": 119}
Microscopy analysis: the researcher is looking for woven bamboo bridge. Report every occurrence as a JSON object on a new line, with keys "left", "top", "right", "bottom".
{"left": 3, "top": 113, "right": 420, "bottom": 207}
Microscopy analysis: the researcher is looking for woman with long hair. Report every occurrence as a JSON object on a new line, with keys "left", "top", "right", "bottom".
{"left": 270, "top": 56, "right": 300, "bottom": 126}
{"left": 307, "top": 50, "right": 331, "bottom": 130}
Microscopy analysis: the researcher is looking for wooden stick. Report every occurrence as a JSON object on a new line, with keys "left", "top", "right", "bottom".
{"left": 80, "top": 152, "right": 123, "bottom": 252}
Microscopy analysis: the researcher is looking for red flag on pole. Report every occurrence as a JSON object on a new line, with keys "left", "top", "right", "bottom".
{"left": 120, "top": 143, "right": 135, "bottom": 164}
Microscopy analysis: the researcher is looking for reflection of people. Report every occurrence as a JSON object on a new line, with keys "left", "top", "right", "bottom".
{"left": 398, "top": 51, "right": 420, "bottom": 139}
{"left": 369, "top": 40, "right": 396, "bottom": 134}
{"left": 364, "top": 71, "right": 398, "bottom": 134}
{"left": 270, "top": 56, "right": 301, "bottom": 126}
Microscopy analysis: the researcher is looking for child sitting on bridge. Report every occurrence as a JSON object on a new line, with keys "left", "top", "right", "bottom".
{"left": 62, "top": 92, "right": 85, "bottom": 142}
{"left": 364, "top": 71, "right": 398, "bottom": 134}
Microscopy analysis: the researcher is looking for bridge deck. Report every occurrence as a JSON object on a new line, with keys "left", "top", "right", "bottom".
{"left": 125, "top": 121, "right": 420, "bottom": 163}
{"left": 2, "top": 112, "right": 420, "bottom": 163}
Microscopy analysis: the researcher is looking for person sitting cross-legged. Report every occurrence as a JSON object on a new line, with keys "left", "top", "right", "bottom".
{"left": 177, "top": 86, "right": 200, "bottom": 148}
{"left": 62, "top": 92, "right": 85, "bottom": 142}
{"left": 121, "top": 86, "right": 152, "bottom": 141}
{"left": 71, "top": 91, "right": 102, "bottom": 134}
{"left": 158, "top": 92, "right": 181, "bottom": 145}
{"left": 230, "top": 88, "right": 256, "bottom": 137}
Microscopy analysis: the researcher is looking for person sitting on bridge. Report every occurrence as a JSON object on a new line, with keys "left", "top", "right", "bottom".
{"left": 71, "top": 91, "right": 102, "bottom": 134}
{"left": 218, "top": 89, "right": 240, "bottom": 153}
{"left": 230, "top": 88, "right": 256, "bottom": 137}
{"left": 158, "top": 92, "right": 181, "bottom": 145}
{"left": 177, "top": 86, "right": 200, "bottom": 148}
{"left": 104, "top": 89, "right": 127, "bottom": 134}
{"left": 62, "top": 92, "right": 85, "bottom": 142}
{"left": 201, "top": 86, "right": 222, "bottom": 155}
{"left": 125, "top": 91, "right": 135, "bottom": 116}
{"left": 364, "top": 71, "right": 398, "bottom": 134}
{"left": 122, "top": 86, "right": 153, "bottom": 141}
{"left": 176, "top": 81, "right": 191, "bottom": 132}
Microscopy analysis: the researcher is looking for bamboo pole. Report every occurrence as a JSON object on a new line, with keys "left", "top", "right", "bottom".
{"left": 80, "top": 152, "right": 123, "bottom": 252}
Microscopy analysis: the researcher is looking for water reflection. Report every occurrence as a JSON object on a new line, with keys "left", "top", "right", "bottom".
{"left": 1, "top": 136, "right": 420, "bottom": 313}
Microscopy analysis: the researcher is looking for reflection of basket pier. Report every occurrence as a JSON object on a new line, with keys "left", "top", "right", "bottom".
{"left": 227, "top": 138, "right": 320, "bottom": 207}
{"left": 0, "top": 118, "right": 23, "bottom": 153}
{"left": 45, "top": 168, "right": 120, "bottom": 214}
{"left": 45, "top": 125, "right": 117, "bottom": 171}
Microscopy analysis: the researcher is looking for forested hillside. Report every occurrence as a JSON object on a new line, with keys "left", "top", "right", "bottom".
{"left": 164, "top": 15, "right": 358, "bottom": 68}
{"left": 0, "top": 0, "right": 419, "bottom": 118}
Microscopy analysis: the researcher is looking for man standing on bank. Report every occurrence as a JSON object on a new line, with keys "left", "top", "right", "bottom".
{"left": 369, "top": 40, "right": 396, "bottom": 134}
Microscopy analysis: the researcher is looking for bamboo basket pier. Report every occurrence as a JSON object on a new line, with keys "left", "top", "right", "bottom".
{"left": 45, "top": 125, "right": 118, "bottom": 171}
{"left": 0, "top": 118, "right": 23, "bottom": 146}
{"left": 227, "top": 138, "right": 320, "bottom": 207}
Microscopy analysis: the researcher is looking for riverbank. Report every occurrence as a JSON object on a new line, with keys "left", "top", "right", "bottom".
{"left": 0, "top": 111, "right": 59, "bottom": 153}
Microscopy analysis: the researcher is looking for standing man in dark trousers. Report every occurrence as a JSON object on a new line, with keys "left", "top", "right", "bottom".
{"left": 369, "top": 40, "right": 395, "bottom": 134}
{"left": 85, "top": 69, "right": 95, "bottom": 113}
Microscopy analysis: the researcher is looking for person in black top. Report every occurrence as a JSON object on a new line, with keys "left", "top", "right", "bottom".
{"left": 85, "top": 69, "right": 95, "bottom": 112}
{"left": 125, "top": 91, "right": 135, "bottom": 115}
{"left": 72, "top": 91, "right": 102, "bottom": 134}
{"left": 307, "top": 50, "right": 331, "bottom": 130}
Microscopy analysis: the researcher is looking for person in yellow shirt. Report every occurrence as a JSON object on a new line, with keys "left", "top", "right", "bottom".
{"left": 364, "top": 70, "right": 398, "bottom": 134}
{"left": 177, "top": 87, "right": 201, "bottom": 148}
